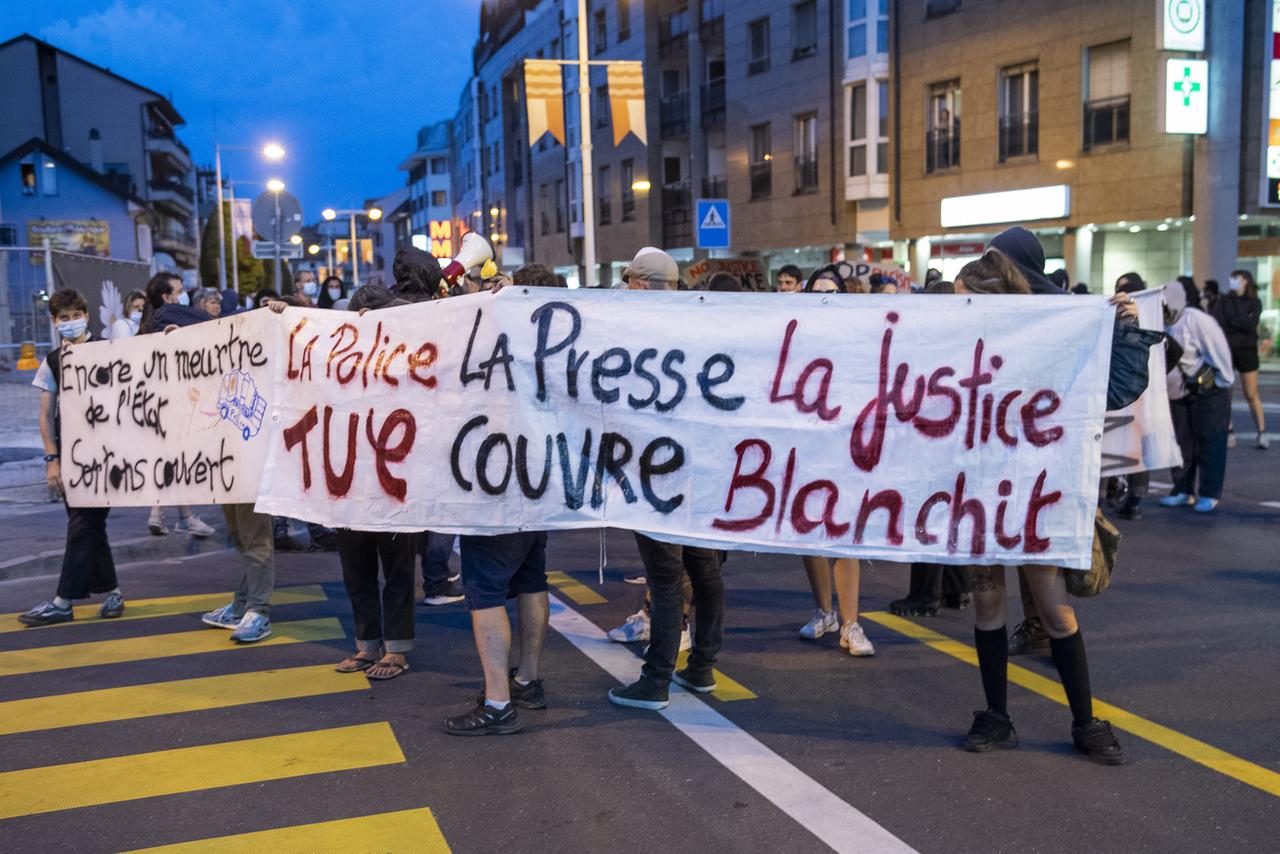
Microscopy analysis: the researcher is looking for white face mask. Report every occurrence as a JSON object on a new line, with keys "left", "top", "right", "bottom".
{"left": 57, "top": 318, "right": 88, "bottom": 340}
{"left": 245, "top": 296, "right": 256, "bottom": 309}
{"left": 1227, "top": 277, "right": 1243, "bottom": 293}
{"left": 177, "top": 291, "right": 190, "bottom": 306}
{"left": 128, "top": 310, "right": 143, "bottom": 323}
{"left": 327, "top": 288, "right": 341, "bottom": 300}
{"left": 302, "top": 281, "right": 318, "bottom": 298}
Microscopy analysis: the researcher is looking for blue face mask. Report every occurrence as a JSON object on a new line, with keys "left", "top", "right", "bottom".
{"left": 177, "top": 291, "right": 190, "bottom": 306}
{"left": 1227, "top": 277, "right": 1243, "bottom": 293}
{"left": 57, "top": 318, "right": 88, "bottom": 340}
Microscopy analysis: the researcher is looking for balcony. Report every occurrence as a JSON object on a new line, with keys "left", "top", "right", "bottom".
{"left": 998, "top": 111, "right": 1038, "bottom": 161}
{"left": 148, "top": 176, "right": 195, "bottom": 213}
{"left": 701, "top": 174, "right": 726, "bottom": 198}
{"left": 749, "top": 162, "right": 772, "bottom": 199}
{"left": 659, "top": 11, "right": 690, "bottom": 57}
{"left": 146, "top": 128, "right": 192, "bottom": 169}
{"left": 925, "top": 127, "right": 960, "bottom": 173}
{"left": 660, "top": 91, "right": 690, "bottom": 138}
{"left": 701, "top": 79, "right": 725, "bottom": 127}
{"left": 1083, "top": 96, "right": 1130, "bottom": 151}
{"left": 661, "top": 179, "right": 692, "bottom": 246}
{"left": 153, "top": 219, "right": 196, "bottom": 265}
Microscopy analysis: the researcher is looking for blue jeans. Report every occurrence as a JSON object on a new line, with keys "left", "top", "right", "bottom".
{"left": 420, "top": 531, "right": 455, "bottom": 596}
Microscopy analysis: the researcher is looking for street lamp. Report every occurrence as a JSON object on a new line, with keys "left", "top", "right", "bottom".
{"left": 289, "top": 234, "right": 303, "bottom": 245}
{"left": 213, "top": 141, "right": 285, "bottom": 291}
{"left": 321, "top": 207, "right": 382, "bottom": 288}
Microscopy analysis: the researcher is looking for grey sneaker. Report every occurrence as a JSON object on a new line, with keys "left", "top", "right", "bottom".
{"left": 229, "top": 611, "right": 272, "bottom": 643}
{"left": 98, "top": 592, "right": 125, "bottom": 619}
{"left": 18, "top": 600, "right": 73, "bottom": 627}
{"left": 176, "top": 515, "right": 215, "bottom": 537}
{"left": 201, "top": 603, "right": 243, "bottom": 629}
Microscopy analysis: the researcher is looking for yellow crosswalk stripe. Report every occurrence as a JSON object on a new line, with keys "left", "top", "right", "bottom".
{"left": 547, "top": 570, "right": 607, "bottom": 605}
{"left": 0, "top": 618, "right": 344, "bottom": 678}
{"left": 675, "top": 649, "right": 757, "bottom": 702}
{"left": 0, "top": 585, "right": 328, "bottom": 635}
{"left": 0, "top": 664, "right": 367, "bottom": 736}
{"left": 862, "top": 610, "right": 1280, "bottom": 800}
{"left": 0, "top": 722, "right": 404, "bottom": 820}
{"left": 123, "top": 806, "right": 451, "bottom": 853}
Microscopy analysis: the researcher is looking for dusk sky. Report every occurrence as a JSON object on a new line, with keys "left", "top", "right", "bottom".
{"left": 6, "top": 0, "right": 478, "bottom": 219}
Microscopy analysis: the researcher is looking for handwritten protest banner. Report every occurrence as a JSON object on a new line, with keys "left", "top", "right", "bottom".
{"left": 62, "top": 290, "right": 1115, "bottom": 568}
{"left": 1101, "top": 289, "right": 1181, "bottom": 476}
{"left": 60, "top": 310, "right": 277, "bottom": 506}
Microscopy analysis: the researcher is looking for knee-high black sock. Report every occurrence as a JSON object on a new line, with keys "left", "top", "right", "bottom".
{"left": 974, "top": 626, "right": 1008, "bottom": 717}
{"left": 1050, "top": 630, "right": 1093, "bottom": 727}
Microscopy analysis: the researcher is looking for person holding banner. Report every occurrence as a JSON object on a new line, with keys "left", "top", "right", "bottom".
{"left": 953, "top": 249, "right": 1125, "bottom": 765}
{"left": 19, "top": 290, "right": 125, "bottom": 626}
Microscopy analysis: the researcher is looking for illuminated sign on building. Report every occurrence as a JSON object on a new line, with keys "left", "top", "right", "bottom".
{"left": 429, "top": 220, "right": 453, "bottom": 257}
{"left": 939, "top": 185, "right": 1070, "bottom": 229}
{"left": 1266, "top": 1, "right": 1280, "bottom": 205}
{"left": 1157, "top": 0, "right": 1205, "bottom": 51}
{"left": 1164, "top": 59, "right": 1208, "bottom": 135}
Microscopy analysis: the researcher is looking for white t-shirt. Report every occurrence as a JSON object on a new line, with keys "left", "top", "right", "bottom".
{"left": 31, "top": 358, "right": 57, "bottom": 396}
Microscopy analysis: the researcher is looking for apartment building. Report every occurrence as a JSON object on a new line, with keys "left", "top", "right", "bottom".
{"left": 0, "top": 34, "right": 198, "bottom": 271}
{"left": 399, "top": 121, "right": 455, "bottom": 252}
{"left": 890, "top": 0, "right": 1275, "bottom": 304}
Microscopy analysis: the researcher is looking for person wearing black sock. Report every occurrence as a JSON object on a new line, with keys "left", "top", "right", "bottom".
{"left": 965, "top": 571, "right": 1018, "bottom": 752}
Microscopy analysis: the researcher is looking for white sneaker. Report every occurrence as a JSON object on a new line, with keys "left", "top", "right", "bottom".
{"left": 839, "top": 621, "right": 876, "bottom": 657}
{"left": 798, "top": 609, "right": 838, "bottom": 640}
{"left": 1227, "top": 432, "right": 1237, "bottom": 449}
{"left": 177, "top": 515, "right": 215, "bottom": 537}
{"left": 148, "top": 512, "right": 168, "bottom": 536}
{"left": 1258, "top": 433, "right": 1270, "bottom": 450}
{"left": 607, "top": 609, "right": 650, "bottom": 643}
{"left": 679, "top": 625, "right": 692, "bottom": 652}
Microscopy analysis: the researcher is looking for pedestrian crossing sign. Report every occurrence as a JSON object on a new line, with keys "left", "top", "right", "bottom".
{"left": 696, "top": 198, "right": 731, "bottom": 249}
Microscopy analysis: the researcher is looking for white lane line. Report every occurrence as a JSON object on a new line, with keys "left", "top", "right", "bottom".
{"left": 548, "top": 595, "right": 916, "bottom": 854}
{"left": 1261, "top": 501, "right": 1280, "bottom": 510}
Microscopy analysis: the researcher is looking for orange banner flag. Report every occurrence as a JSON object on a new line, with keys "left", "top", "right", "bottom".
{"left": 524, "top": 60, "right": 566, "bottom": 147}
{"left": 607, "top": 61, "right": 647, "bottom": 147}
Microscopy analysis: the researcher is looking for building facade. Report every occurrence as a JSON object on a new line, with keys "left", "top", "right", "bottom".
{"left": 0, "top": 34, "right": 198, "bottom": 271}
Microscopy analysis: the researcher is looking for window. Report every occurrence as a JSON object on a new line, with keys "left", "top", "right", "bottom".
{"left": 664, "top": 156, "right": 683, "bottom": 185}
{"left": 19, "top": 160, "right": 36, "bottom": 195}
{"left": 555, "top": 179, "right": 565, "bottom": 232}
{"left": 621, "top": 158, "right": 636, "bottom": 220}
{"left": 794, "top": 113, "right": 819, "bottom": 192}
{"left": 1084, "top": 40, "right": 1131, "bottom": 150}
{"left": 793, "top": 2, "right": 818, "bottom": 60}
{"left": 849, "top": 84, "right": 867, "bottom": 176}
{"left": 750, "top": 123, "right": 772, "bottom": 198}
{"left": 431, "top": 190, "right": 447, "bottom": 207}
{"left": 619, "top": 0, "right": 631, "bottom": 41}
{"left": 702, "top": 0, "right": 724, "bottom": 20}
{"left": 847, "top": 0, "right": 867, "bottom": 58}
{"left": 926, "top": 80, "right": 961, "bottom": 172}
{"left": 748, "top": 18, "right": 770, "bottom": 75}
{"left": 598, "top": 165, "right": 612, "bottom": 225}
{"left": 594, "top": 9, "right": 607, "bottom": 53}
{"left": 540, "top": 183, "right": 550, "bottom": 235}
{"left": 876, "top": 80, "right": 889, "bottom": 174}
{"left": 430, "top": 157, "right": 446, "bottom": 174}
{"left": 876, "top": 0, "right": 888, "bottom": 53}
{"left": 999, "top": 63, "right": 1038, "bottom": 161}
{"left": 595, "top": 83, "right": 610, "bottom": 129}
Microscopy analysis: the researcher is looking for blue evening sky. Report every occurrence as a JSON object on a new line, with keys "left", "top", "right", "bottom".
{"left": 5, "top": 0, "right": 477, "bottom": 219}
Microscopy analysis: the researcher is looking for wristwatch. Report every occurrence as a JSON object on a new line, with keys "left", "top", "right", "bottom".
{"left": 43, "top": 454, "right": 57, "bottom": 463}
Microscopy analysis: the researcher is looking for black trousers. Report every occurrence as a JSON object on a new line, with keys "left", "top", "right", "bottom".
{"left": 905, "top": 562, "right": 970, "bottom": 607}
{"left": 57, "top": 505, "right": 117, "bottom": 601}
{"left": 634, "top": 534, "right": 723, "bottom": 686}
{"left": 337, "top": 530, "right": 420, "bottom": 650}
{"left": 420, "top": 531, "right": 455, "bottom": 595}
{"left": 1170, "top": 388, "right": 1231, "bottom": 500}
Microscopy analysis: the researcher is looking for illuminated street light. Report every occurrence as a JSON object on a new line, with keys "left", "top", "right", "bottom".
{"left": 262, "top": 142, "right": 286, "bottom": 160}
{"left": 367, "top": 207, "right": 383, "bottom": 221}
{"left": 308, "top": 244, "right": 320, "bottom": 255}
{"left": 267, "top": 178, "right": 285, "bottom": 192}
{"left": 631, "top": 179, "right": 652, "bottom": 192}
{"left": 214, "top": 139, "right": 288, "bottom": 290}
{"left": 321, "top": 207, "right": 384, "bottom": 287}
{"left": 322, "top": 208, "right": 337, "bottom": 220}
{"left": 289, "top": 234, "right": 303, "bottom": 245}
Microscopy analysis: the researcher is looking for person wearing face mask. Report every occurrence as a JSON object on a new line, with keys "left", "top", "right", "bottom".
{"left": 1212, "top": 270, "right": 1268, "bottom": 450}
{"left": 107, "top": 290, "right": 146, "bottom": 340}
{"left": 19, "top": 289, "right": 127, "bottom": 626}
{"left": 293, "top": 270, "right": 319, "bottom": 306}
{"left": 317, "top": 275, "right": 346, "bottom": 309}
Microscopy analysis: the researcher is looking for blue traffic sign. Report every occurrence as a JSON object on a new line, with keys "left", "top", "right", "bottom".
{"left": 695, "top": 198, "right": 730, "bottom": 250}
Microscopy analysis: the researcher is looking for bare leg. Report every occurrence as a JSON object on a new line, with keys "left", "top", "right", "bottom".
{"left": 970, "top": 566, "right": 1008, "bottom": 631}
{"left": 469, "top": 606, "right": 512, "bottom": 703}
{"left": 1241, "top": 370, "right": 1266, "bottom": 434}
{"left": 802, "top": 555, "right": 834, "bottom": 612}
{"left": 1020, "top": 565, "right": 1078, "bottom": 638}
{"left": 514, "top": 591, "right": 549, "bottom": 683}
{"left": 832, "top": 558, "right": 861, "bottom": 624}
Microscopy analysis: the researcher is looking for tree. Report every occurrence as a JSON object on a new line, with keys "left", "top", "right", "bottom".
{"left": 198, "top": 202, "right": 269, "bottom": 295}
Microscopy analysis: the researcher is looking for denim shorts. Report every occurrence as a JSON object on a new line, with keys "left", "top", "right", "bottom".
{"left": 460, "top": 531, "right": 549, "bottom": 610}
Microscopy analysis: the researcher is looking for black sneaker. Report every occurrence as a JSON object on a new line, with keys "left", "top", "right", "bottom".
{"left": 421, "top": 579, "right": 465, "bottom": 606}
{"left": 963, "top": 709, "right": 1018, "bottom": 752}
{"left": 510, "top": 677, "right": 547, "bottom": 709}
{"left": 1117, "top": 499, "right": 1142, "bottom": 521}
{"left": 672, "top": 667, "right": 716, "bottom": 694}
{"left": 18, "top": 601, "right": 73, "bottom": 627}
{"left": 608, "top": 675, "right": 669, "bottom": 710}
{"left": 1008, "top": 619, "right": 1050, "bottom": 656}
{"left": 1072, "top": 718, "right": 1125, "bottom": 765}
{"left": 889, "top": 597, "right": 939, "bottom": 617}
{"left": 942, "top": 592, "right": 971, "bottom": 611}
{"left": 443, "top": 699, "right": 524, "bottom": 736}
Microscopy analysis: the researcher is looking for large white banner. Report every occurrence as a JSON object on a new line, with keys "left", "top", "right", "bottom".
{"left": 63, "top": 290, "right": 1115, "bottom": 568}
{"left": 1101, "top": 289, "right": 1181, "bottom": 476}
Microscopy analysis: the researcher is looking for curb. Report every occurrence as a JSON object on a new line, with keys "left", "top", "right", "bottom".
{"left": 0, "top": 523, "right": 231, "bottom": 584}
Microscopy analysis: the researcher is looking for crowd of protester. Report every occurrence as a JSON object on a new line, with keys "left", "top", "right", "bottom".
{"left": 17, "top": 223, "right": 1272, "bottom": 765}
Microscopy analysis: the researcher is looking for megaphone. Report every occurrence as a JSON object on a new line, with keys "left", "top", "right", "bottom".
{"left": 439, "top": 232, "right": 494, "bottom": 296}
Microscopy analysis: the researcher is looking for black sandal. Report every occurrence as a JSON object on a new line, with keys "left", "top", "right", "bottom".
{"left": 366, "top": 658, "right": 410, "bottom": 681}
{"left": 335, "top": 652, "right": 381, "bottom": 673}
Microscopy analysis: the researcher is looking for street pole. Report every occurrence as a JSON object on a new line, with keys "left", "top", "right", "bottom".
{"left": 214, "top": 145, "right": 227, "bottom": 291}
{"left": 228, "top": 182, "right": 240, "bottom": 294}
{"left": 273, "top": 191, "right": 282, "bottom": 294}
{"left": 576, "top": 0, "right": 597, "bottom": 290}
{"left": 349, "top": 214, "right": 360, "bottom": 288}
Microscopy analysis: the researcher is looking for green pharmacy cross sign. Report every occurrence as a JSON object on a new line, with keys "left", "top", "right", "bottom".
{"left": 1173, "top": 65, "right": 1202, "bottom": 108}
{"left": 1165, "top": 58, "right": 1208, "bottom": 135}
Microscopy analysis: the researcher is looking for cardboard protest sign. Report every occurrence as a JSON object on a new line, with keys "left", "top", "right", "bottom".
{"left": 62, "top": 290, "right": 1115, "bottom": 569}
{"left": 59, "top": 310, "right": 278, "bottom": 507}
{"left": 849, "top": 260, "right": 913, "bottom": 290}
{"left": 1101, "top": 289, "right": 1181, "bottom": 475}
{"left": 682, "top": 257, "right": 768, "bottom": 291}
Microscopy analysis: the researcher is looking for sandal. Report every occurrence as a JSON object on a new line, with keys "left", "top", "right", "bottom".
{"left": 366, "top": 657, "right": 410, "bottom": 681}
{"left": 335, "top": 651, "right": 382, "bottom": 673}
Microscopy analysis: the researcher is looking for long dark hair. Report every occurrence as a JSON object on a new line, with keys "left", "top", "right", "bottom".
{"left": 317, "top": 275, "right": 345, "bottom": 309}
{"left": 140, "top": 272, "right": 179, "bottom": 333}
{"left": 955, "top": 249, "right": 1030, "bottom": 295}
{"left": 804, "top": 264, "right": 846, "bottom": 293}
{"left": 1229, "top": 269, "right": 1259, "bottom": 300}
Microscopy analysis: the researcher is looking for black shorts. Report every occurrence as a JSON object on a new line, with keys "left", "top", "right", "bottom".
{"left": 1230, "top": 345, "right": 1259, "bottom": 374}
{"left": 460, "top": 532, "right": 549, "bottom": 610}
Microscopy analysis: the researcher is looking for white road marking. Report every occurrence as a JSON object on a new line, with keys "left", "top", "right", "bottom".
{"left": 1150, "top": 481, "right": 1174, "bottom": 490}
{"left": 548, "top": 595, "right": 916, "bottom": 854}
{"left": 1261, "top": 501, "right": 1280, "bottom": 510}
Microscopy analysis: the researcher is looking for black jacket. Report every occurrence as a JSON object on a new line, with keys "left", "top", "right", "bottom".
{"left": 1211, "top": 294, "right": 1261, "bottom": 351}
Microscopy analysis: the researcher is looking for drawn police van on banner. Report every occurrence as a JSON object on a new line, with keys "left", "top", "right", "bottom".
{"left": 217, "top": 370, "right": 267, "bottom": 441}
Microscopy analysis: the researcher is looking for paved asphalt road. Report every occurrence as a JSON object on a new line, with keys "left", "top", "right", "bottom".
{"left": 0, "top": 381, "right": 1277, "bottom": 852}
